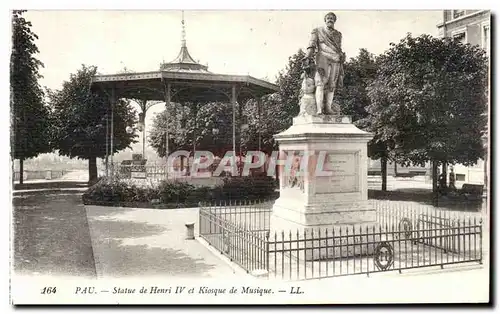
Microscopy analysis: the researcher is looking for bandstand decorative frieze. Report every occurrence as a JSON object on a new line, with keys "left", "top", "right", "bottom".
{"left": 93, "top": 72, "right": 163, "bottom": 82}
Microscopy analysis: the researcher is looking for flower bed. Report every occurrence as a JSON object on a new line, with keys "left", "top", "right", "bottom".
{"left": 82, "top": 174, "right": 278, "bottom": 208}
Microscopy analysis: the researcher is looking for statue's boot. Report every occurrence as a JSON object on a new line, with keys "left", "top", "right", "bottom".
{"left": 324, "top": 91, "right": 338, "bottom": 115}
{"left": 324, "top": 107, "right": 335, "bottom": 115}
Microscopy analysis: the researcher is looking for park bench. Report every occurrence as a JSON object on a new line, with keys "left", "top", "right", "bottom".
{"left": 459, "top": 184, "right": 484, "bottom": 201}
{"left": 394, "top": 173, "right": 415, "bottom": 178}
{"left": 395, "top": 170, "right": 427, "bottom": 177}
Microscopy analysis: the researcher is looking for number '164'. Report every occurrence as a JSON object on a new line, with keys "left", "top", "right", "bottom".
{"left": 41, "top": 287, "right": 57, "bottom": 294}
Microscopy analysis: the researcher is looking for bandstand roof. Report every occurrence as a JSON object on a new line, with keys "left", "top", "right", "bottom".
{"left": 91, "top": 69, "right": 279, "bottom": 103}
{"left": 91, "top": 15, "right": 278, "bottom": 103}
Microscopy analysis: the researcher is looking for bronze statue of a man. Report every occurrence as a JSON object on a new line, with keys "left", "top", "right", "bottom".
{"left": 305, "top": 12, "right": 345, "bottom": 115}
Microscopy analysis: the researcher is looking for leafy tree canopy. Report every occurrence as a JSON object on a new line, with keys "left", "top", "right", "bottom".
{"left": 11, "top": 10, "right": 51, "bottom": 161}
{"left": 49, "top": 64, "right": 138, "bottom": 160}
{"left": 339, "top": 48, "right": 379, "bottom": 122}
{"left": 364, "top": 34, "right": 488, "bottom": 167}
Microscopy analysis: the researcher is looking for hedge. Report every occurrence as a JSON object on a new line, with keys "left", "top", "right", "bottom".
{"left": 82, "top": 175, "right": 278, "bottom": 208}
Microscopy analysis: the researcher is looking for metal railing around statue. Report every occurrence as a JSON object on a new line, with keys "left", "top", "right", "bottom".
{"left": 199, "top": 200, "right": 272, "bottom": 274}
{"left": 198, "top": 200, "right": 484, "bottom": 280}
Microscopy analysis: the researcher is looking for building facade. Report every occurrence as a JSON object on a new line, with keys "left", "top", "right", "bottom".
{"left": 437, "top": 10, "right": 490, "bottom": 55}
{"left": 437, "top": 10, "right": 490, "bottom": 188}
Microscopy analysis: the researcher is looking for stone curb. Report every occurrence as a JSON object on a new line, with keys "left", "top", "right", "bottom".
{"left": 196, "top": 237, "right": 255, "bottom": 279}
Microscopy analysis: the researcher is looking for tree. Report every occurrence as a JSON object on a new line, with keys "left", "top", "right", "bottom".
{"left": 117, "top": 66, "right": 163, "bottom": 157}
{"left": 339, "top": 48, "right": 379, "bottom": 122}
{"left": 337, "top": 48, "right": 394, "bottom": 190}
{"left": 241, "top": 50, "right": 305, "bottom": 154}
{"left": 195, "top": 102, "right": 235, "bottom": 156}
{"left": 357, "top": 111, "right": 396, "bottom": 192}
{"left": 149, "top": 102, "right": 235, "bottom": 159}
{"left": 11, "top": 10, "right": 51, "bottom": 184}
{"left": 49, "top": 65, "right": 138, "bottom": 182}
{"left": 274, "top": 49, "right": 306, "bottom": 126}
{"left": 240, "top": 99, "right": 265, "bottom": 152}
{"left": 149, "top": 102, "right": 186, "bottom": 158}
{"left": 365, "top": 34, "right": 488, "bottom": 193}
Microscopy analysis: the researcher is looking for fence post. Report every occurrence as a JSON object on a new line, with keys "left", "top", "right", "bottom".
{"left": 221, "top": 224, "right": 226, "bottom": 255}
{"left": 266, "top": 231, "right": 270, "bottom": 276}
{"left": 198, "top": 202, "right": 202, "bottom": 236}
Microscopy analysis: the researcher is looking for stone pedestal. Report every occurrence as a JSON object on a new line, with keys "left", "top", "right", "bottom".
{"left": 270, "top": 114, "right": 376, "bottom": 260}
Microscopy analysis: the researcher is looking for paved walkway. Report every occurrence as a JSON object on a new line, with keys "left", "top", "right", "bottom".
{"left": 85, "top": 206, "right": 239, "bottom": 279}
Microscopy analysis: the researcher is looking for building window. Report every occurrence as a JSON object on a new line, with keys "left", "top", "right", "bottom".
{"left": 456, "top": 174, "right": 466, "bottom": 181}
{"left": 452, "top": 10, "right": 465, "bottom": 19}
{"left": 453, "top": 32, "right": 466, "bottom": 44}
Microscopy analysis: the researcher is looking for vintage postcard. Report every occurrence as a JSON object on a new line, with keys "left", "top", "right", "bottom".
{"left": 9, "top": 9, "right": 491, "bottom": 305}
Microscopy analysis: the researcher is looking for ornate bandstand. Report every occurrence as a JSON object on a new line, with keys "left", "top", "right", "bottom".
{"left": 91, "top": 13, "right": 279, "bottom": 176}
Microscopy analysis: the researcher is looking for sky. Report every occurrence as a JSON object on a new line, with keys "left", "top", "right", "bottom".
{"left": 25, "top": 10, "right": 443, "bottom": 91}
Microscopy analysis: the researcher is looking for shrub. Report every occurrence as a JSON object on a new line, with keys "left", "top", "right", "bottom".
{"left": 219, "top": 174, "right": 277, "bottom": 201}
{"left": 186, "top": 185, "right": 215, "bottom": 204}
{"left": 129, "top": 186, "right": 160, "bottom": 203}
{"left": 157, "top": 180, "right": 195, "bottom": 203}
{"left": 82, "top": 177, "right": 133, "bottom": 203}
{"left": 82, "top": 174, "right": 278, "bottom": 206}
{"left": 88, "top": 176, "right": 104, "bottom": 187}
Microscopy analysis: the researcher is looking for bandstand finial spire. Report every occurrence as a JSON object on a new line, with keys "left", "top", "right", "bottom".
{"left": 163, "top": 10, "right": 208, "bottom": 72}
{"left": 181, "top": 10, "right": 186, "bottom": 48}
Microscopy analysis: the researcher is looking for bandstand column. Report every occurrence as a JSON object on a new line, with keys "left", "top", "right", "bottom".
{"left": 141, "top": 100, "right": 147, "bottom": 159}
{"left": 257, "top": 98, "right": 262, "bottom": 152}
{"left": 163, "top": 82, "right": 171, "bottom": 178}
{"left": 110, "top": 88, "right": 115, "bottom": 176}
{"left": 105, "top": 101, "right": 109, "bottom": 177}
{"left": 232, "top": 84, "right": 237, "bottom": 174}
{"left": 238, "top": 98, "right": 243, "bottom": 158}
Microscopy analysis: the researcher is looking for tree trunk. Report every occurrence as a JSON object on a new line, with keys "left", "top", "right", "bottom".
{"left": 394, "top": 162, "right": 398, "bottom": 176}
{"left": 484, "top": 150, "right": 488, "bottom": 193}
{"left": 88, "top": 156, "right": 98, "bottom": 183}
{"left": 105, "top": 155, "right": 109, "bottom": 176}
{"left": 431, "top": 160, "right": 439, "bottom": 206}
{"left": 19, "top": 158, "right": 24, "bottom": 185}
{"left": 381, "top": 156, "right": 388, "bottom": 191}
{"left": 441, "top": 162, "right": 447, "bottom": 187}
{"left": 432, "top": 160, "right": 438, "bottom": 193}
{"left": 11, "top": 156, "right": 15, "bottom": 186}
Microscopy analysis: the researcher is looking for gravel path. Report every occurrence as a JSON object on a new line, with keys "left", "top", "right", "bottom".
{"left": 85, "top": 206, "right": 239, "bottom": 279}
{"left": 12, "top": 182, "right": 96, "bottom": 278}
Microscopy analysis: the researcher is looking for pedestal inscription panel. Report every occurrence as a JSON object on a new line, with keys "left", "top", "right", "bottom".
{"left": 316, "top": 152, "right": 359, "bottom": 194}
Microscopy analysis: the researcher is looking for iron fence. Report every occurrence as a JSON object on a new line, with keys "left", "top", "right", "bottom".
{"left": 113, "top": 164, "right": 177, "bottom": 180}
{"left": 199, "top": 200, "right": 272, "bottom": 273}
{"left": 267, "top": 217, "right": 482, "bottom": 280}
{"left": 198, "top": 200, "right": 484, "bottom": 280}
{"left": 113, "top": 164, "right": 226, "bottom": 182}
